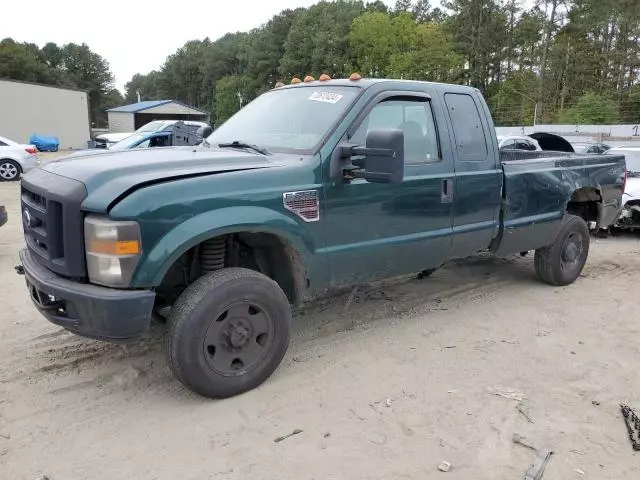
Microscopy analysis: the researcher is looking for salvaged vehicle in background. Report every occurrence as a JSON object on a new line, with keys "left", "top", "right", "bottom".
{"left": 94, "top": 120, "right": 209, "bottom": 148}
{"left": 571, "top": 142, "right": 611, "bottom": 154}
{"left": 17, "top": 76, "right": 625, "bottom": 399}
{"left": 607, "top": 146, "right": 640, "bottom": 229}
{"left": 497, "top": 135, "right": 542, "bottom": 151}
{"left": 0, "top": 135, "right": 39, "bottom": 181}
{"left": 66, "top": 122, "right": 207, "bottom": 159}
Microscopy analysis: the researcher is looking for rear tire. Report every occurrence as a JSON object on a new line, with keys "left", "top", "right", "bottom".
{"left": 534, "top": 215, "right": 589, "bottom": 286}
{"left": 166, "top": 267, "right": 291, "bottom": 398}
{"left": 0, "top": 160, "right": 21, "bottom": 182}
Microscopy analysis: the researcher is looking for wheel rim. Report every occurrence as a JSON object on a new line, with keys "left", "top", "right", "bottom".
{"left": 0, "top": 162, "right": 18, "bottom": 180}
{"left": 202, "top": 301, "right": 274, "bottom": 377}
{"left": 560, "top": 231, "right": 584, "bottom": 271}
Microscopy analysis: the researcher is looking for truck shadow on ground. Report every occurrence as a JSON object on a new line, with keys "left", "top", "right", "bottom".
{"left": 21, "top": 254, "right": 543, "bottom": 397}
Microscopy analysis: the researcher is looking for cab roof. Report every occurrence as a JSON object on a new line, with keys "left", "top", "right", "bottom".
{"left": 276, "top": 77, "right": 475, "bottom": 91}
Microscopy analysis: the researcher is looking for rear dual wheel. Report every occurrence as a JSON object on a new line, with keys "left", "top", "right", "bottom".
{"left": 166, "top": 268, "right": 291, "bottom": 398}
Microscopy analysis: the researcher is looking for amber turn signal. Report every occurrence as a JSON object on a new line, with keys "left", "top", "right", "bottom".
{"left": 89, "top": 240, "right": 141, "bottom": 256}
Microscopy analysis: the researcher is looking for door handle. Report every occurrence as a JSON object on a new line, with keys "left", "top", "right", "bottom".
{"left": 441, "top": 179, "right": 454, "bottom": 203}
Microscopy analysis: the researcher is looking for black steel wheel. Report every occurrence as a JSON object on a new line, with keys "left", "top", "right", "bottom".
{"left": 167, "top": 268, "right": 291, "bottom": 398}
{"left": 534, "top": 214, "right": 590, "bottom": 286}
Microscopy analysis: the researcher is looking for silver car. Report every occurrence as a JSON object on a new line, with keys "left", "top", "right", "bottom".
{"left": 0, "top": 135, "right": 39, "bottom": 181}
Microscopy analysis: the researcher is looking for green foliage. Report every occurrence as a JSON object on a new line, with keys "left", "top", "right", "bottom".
{"left": 124, "top": 72, "right": 162, "bottom": 104}
{"left": 0, "top": 39, "right": 57, "bottom": 84}
{"left": 489, "top": 71, "right": 539, "bottom": 126}
{"left": 621, "top": 85, "right": 640, "bottom": 124}
{"left": 387, "top": 22, "right": 463, "bottom": 82}
{"left": 5, "top": 0, "right": 639, "bottom": 128}
{"left": 214, "top": 75, "right": 256, "bottom": 124}
{"left": 350, "top": 12, "right": 416, "bottom": 76}
{"left": 559, "top": 93, "right": 620, "bottom": 125}
{"left": 0, "top": 38, "right": 116, "bottom": 127}
{"left": 279, "top": 1, "right": 365, "bottom": 79}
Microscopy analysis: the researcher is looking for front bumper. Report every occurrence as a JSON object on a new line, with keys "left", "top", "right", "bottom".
{"left": 19, "top": 249, "right": 155, "bottom": 342}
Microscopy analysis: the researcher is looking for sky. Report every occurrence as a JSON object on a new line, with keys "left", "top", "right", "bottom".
{"left": 4, "top": 0, "right": 396, "bottom": 94}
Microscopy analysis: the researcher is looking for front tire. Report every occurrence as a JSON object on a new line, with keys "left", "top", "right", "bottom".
{"left": 166, "top": 268, "right": 291, "bottom": 398}
{"left": 0, "top": 160, "right": 21, "bottom": 181}
{"left": 534, "top": 215, "right": 589, "bottom": 286}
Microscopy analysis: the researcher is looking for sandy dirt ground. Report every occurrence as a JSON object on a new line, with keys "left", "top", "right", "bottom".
{"left": 1, "top": 178, "right": 640, "bottom": 480}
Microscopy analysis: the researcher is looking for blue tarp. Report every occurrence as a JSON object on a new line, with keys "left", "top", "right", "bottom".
{"left": 29, "top": 134, "right": 59, "bottom": 152}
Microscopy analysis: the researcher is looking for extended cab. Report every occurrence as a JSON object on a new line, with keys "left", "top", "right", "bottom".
{"left": 18, "top": 78, "right": 626, "bottom": 398}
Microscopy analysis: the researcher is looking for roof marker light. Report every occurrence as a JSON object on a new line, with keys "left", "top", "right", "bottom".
{"left": 349, "top": 72, "right": 362, "bottom": 81}
{"left": 319, "top": 74, "right": 331, "bottom": 81}
{"left": 304, "top": 75, "right": 315, "bottom": 83}
{"left": 291, "top": 77, "right": 302, "bottom": 84}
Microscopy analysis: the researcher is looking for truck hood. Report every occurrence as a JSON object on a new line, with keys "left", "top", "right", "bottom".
{"left": 36, "top": 147, "right": 283, "bottom": 211}
{"left": 61, "top": 149, "right": 113, "bottom": 159}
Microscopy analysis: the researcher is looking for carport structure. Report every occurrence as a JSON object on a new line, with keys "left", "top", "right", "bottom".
{"left": 106, "top": 100, "right": 208, "bottom": 133}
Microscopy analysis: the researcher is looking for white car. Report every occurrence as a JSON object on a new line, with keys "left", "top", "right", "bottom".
{"left": 607, "top": 146, "right": 640, "bottom": 229}
{"left": 497, "top": 135, "right": 542, "bottom": 151}
{"left": 0, "top": 135, "right": 39, "bottom": 181}
{"left": 94, "top": 120, "right": 209, "bottom": 149}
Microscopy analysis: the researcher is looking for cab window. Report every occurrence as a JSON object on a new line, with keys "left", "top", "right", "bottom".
{"left": 351, "top": 98, "right": 440, "bottom": 164}
{"left": 445, "top": 93, "right": 488, "bottom": 162}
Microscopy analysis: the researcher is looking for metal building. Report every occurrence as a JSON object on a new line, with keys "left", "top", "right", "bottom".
{"left": 0, "top": 79, "right": 90, "bottom": 149}
{"left": 106, "top": 100, "right": 208, "bottom": 133}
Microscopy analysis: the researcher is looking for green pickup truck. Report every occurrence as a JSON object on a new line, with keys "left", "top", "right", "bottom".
{"left": 18, "top": 77, "right": 625, "bottom": 398}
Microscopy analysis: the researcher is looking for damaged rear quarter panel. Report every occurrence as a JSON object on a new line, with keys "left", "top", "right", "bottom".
{"left": 496, "top": 154, "right": 625, "bottom": 254}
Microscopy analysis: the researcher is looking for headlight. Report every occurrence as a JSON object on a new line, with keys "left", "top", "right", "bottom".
{"left": 84, "top": 215, "right": 142, "bottom": 287}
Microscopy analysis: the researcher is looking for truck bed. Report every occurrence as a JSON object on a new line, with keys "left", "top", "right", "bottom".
{"left": 494, "top": 150, "right": 626, "bottom": 255}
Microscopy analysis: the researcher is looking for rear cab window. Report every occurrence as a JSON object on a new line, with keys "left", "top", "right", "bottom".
{"left": 444, "top": 93, "right": 488, "bottom": 162}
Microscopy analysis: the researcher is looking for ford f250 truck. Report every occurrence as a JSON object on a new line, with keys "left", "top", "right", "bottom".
{"left": 17, "top": 77, "right": 626, "bottom": 398}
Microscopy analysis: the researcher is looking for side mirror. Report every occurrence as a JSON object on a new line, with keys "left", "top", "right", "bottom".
{"left": 344, "top": 129, "right": 405, "bottom": 184}
{"left": 197, "top": 125, "right": 213, "bottom": 138}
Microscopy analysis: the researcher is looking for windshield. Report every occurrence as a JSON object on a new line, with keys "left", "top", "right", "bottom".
{"left": 206, "top": 86, "right": 361, "bottom": 153}
{"left": 136, "top": 121, "right": 167, "bottom": 133}
{"left": 613, "top": 149, "right": 640, "bottom": 173}
{"left": 110, "top": 134, "right": 147, "bottom": 150}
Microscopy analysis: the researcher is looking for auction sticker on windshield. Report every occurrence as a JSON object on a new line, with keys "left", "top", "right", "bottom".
{"left": 308, "top": 91, "right": 343, "bottom": 104}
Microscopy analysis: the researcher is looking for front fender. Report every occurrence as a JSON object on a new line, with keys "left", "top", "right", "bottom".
{"left": 131, "top": 206, "right": 325, "bottom": 288}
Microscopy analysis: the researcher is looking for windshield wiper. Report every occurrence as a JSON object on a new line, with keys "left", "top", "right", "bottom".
{"left": 218, "top": 141, "right": 270, "bottom": 156}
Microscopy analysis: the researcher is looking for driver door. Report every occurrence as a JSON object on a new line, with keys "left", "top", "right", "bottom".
{"left": 323, "top": 93, "right": 455, "bottom": 288}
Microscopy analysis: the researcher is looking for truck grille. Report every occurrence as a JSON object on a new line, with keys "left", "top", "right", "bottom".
{"left": 21, "top": 170, "right": 88, "bottom": 279}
